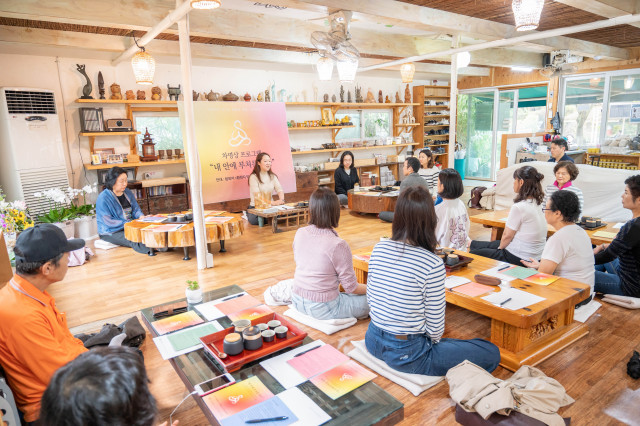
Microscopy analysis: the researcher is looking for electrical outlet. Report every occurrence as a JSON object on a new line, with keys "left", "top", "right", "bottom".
{"left": 143, "top": 171, "right": 157, "bottom": 179}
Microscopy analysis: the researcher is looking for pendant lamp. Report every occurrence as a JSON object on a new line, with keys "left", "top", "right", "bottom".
{"left": 512, "top": 0, "right": 545, "bottom": 31}
{"left": 337, "top": 59, "right": 358, "bottom": 83}
{"left": 191, "top": 0, "right": 221, "bottom": 9}
{"left": 400, "top": 63, "right": 415, "bottom": 83}
{"left": 131, "top": 47, "right": 155, "bottom": 85}
{"left": 317, "top": 56, "right": 334, "bottom": 81}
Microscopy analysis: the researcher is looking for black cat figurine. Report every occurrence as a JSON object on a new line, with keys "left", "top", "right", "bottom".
{"left": 76, "top": 64, "right": 93, "bottom": 99}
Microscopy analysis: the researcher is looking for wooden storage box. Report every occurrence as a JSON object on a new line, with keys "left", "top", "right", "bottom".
{"left": 324, "top": 161, "right": 340, "bottom": 170}
{"left": 355, "top": 158, "right": 376, "bottom": 167}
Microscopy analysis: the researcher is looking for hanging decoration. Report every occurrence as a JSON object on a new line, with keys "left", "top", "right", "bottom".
{"left": 131, "top": 35, "right": 155, "bottom": 85}
{"left": 512, "top": 0, "right": 545, "bottom": 31}
{"left": 400, "top": 63, "right": 415, "bottom": 83}
{"left": 337, "top": 59, "right": 358, "bottom": 83}
{"left": 317, "top": 56, "right": 334, "bottom": 81}
{"left": 456, "top": 52, "right": 471, "bottom": 69}
{"left": 191, "top": 0, "right": 221, "bottom": 9}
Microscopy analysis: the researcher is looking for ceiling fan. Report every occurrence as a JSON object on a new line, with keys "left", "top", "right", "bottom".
{"left": 310, "top": 10, "right": 360, "bottom": 62}
{"left": 539, "top": 50, "right": 582, "bottom": 78}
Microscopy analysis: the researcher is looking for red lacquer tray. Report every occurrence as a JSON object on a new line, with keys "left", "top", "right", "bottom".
{"left": 444, "top": 254, "right": 473, "bottom": 273}
{"left": 199, "top": 312, "right": 307, "bottom": 372}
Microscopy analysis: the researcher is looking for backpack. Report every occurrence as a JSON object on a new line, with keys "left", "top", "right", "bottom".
{"left": 468, "top": 186, "right": 487, "bottom": 209}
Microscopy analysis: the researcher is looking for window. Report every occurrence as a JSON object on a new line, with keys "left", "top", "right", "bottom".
{"left": 562, "top": 76, "right": 604, "bottom": 147}
{"left": 335, "top": 110, "right": 391, "bottom": 141}
{"left": 515, "top": 86, "right": 547, "bottom": 133}
{"left": 605, "top": 74, "right": 640, "bottom": 140}
{"left": 134, "top": 114, "right": 183, "bottom": 151}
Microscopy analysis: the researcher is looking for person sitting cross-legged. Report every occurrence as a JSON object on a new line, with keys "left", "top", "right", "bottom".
{"left": 379, "top": 157, "right": 428, "bottom": 223}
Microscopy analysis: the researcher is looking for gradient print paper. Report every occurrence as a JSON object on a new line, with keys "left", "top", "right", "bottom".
{"left": 179, "top": 102, "right": 296, "bottom": 204}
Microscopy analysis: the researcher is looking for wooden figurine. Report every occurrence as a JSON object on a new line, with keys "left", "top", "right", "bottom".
{"left": 76, "top": 64, "right": 93, "bottom": 99}
{"left": 136, "top": 90, "right": 146, "bottom": 100}
{"left": 151, "top": 86, "right": 162, "bottom": 100}
{"left": 404, "top": 84, "right": 411, "bottom": 103}
{"left": 265, "top": 89, "right": 270, "bottom": 102}
{"left": 378, "top": 90, "right": 383, "bottom": 103}
{"left": 331, "top": 94, "right": 337, "bottom": 102}
{"left": 125, "top": 90, "right": 135, "bottom": 100}
{"left": 110, "top": 83, "right": 123, "bottom": 100}
{"left": 347, "top": 90, "right": 352, "bottom": 103}
{"left": 323, "top": 93, "right": 329, "bottom": 103}
{"left": 192, "top": 90, "right": 199, "bottom": 101}
{"left": 98, "top": 72, "right": 105, "bottom": 100}
{"left": 385, "top": 95, "right": 391, "bottom": 103}
{"left": 366, "top": 89, "right": 375, "bottom": 103}
{"left": 395, "top": 92, "right": 401, "bottom": 103}
{"left": 257, "top": 92, "right": 264, "bottom": 102}
{"left": 340, "top": 85, "right": 345, "bottom": 102}
{"left": 355, "top": 86, "right": 363, "bottom": 103}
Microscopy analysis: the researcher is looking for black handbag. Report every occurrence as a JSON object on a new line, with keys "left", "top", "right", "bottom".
{"left": 76, "top": 316, "right": 146, "bottom": 349}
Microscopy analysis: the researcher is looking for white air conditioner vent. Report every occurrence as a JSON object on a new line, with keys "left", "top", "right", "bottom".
{"left": 5, "top": 90, "right": 56, "bottom": 114}
{"left": 19, "top": 168, "right": 70, "bottom": 217}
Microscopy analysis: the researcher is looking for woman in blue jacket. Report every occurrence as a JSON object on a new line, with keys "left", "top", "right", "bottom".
{"left": 96, "top": 167, "right": 151, "bottom": 254}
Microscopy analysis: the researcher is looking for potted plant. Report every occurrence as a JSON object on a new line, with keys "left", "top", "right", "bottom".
{"left": 34, "top": 188, "right": 75, "bottom": 239}
{"left": 70, "top": 185, "right": 98, "bottom": 240}
{"left": 185, "top": 280, "right": 203, "bottom": 304}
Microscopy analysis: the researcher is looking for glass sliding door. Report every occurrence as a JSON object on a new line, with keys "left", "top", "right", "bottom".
{"left": 457, "top": 90, "right": 497, "bottom": 180}
{"left": 562, "top": 76, "right": 605, "bottom": 147}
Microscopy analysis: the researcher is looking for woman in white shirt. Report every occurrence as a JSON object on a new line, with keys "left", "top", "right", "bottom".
{"left": 470, "top": 165, "right": 547, "bottom": 265}
{"left": 522, "top": 190, "right": 595, "bottom": 304}
{"left": 418, "top": 149, "right": 439, "bottom": 196}
{"left": 434, "top": 168, "right": 470, "bottom": 251}
{"left": 246, "top": 152, "right": 285, "bottom": 225}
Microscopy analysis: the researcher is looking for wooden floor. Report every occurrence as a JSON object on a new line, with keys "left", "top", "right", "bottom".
{"left": 54, "top": 207, "right": 640, "bottom": 426}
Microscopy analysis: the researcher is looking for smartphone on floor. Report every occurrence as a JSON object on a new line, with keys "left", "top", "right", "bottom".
{"left": 194, "top": 373, "right": 235, "bottom": 396}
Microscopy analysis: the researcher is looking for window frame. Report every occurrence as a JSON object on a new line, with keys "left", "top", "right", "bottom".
{"left": 130, "top": 106, "right": 184, "bottom": 152}
{"left": 334, "top": 108, "right": 392, "bottom": 142}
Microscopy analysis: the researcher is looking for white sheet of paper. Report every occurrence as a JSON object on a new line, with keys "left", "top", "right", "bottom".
{"left": 152, "top": 321, "right": 223, "bottom": 360}
{"left": 481, "top": 288, "right": 545, "bottom": 310}
{"left": 481, "top": 265, "right": 517, "bottom": 282}
{"left": 277, "top": 388, "right": 331, "bottom": 426}
{"left": 574, "top": 301, "right": 601, "bottom": 323}
{"left": 613, "top": 222, "right": 625, "bottom": 229}
{"left": 194, "top": 292, "right": 250, "bottom": 320}
{"left": 260, "top": 341, "right": 325, "bottom": 389}
{"left": 445, "top": 276, "right": 471, "bottom": 289}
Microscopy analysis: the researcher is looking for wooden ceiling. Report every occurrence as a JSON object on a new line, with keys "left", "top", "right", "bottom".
{"left": 0, "top": 0, "right": 637, "bottom": 78}
{"left": 398, "top": 0, "right": 640, "bottom": 48}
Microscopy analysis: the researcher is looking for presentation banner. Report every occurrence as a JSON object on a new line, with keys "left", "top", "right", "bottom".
{"left": 179, "top": 102, "right": 296, "bottom": 204}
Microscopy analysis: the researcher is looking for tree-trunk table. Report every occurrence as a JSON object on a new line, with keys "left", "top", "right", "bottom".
{"left": 246, "top": 205, "right": 309, "bottom": 233}
{"left": 348, "top": 189, "right": 398, "bottom": 214}
{"left": 352, "top": 247, "right": 591, "bottom": 372}
{"left": 469, "top": 209, "right": 619, "bottom": 245}
{"left": 124, "top": 213, "right": 245, "bottom": 260}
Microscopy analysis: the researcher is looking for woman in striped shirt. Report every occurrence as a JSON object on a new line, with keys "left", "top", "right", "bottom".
{"left": 365, "top": 186, "right": 500, "bottom": 376}
{"left": 542, "top": 161, "right": 584, "bottom": 218}
{"left": 418, "top": 149, "right": 439, "bottom": 196}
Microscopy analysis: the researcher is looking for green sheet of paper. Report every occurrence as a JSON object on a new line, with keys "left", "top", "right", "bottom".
{"left": 167, "top": 323, "right": 221, "bottom": 352}
{"left": 501, "top": 266, "right": 537, "bottom": 279}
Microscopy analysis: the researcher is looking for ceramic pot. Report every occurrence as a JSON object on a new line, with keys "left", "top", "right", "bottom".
{"left": 222, "top": 91, "right": 239, "bottom": 102}
{"left": 267, "top": 320, "right": 281, "bottom": 330}
{"left": 54, "top": 220, "right": 75, "bottom": 239}
{"left": 274, "top": 326, "right": 288, "bottom": 339}
{"left": 223, "top": 333, "right": 244, "bottom": 356}
{"left": 243, "top": 326, "right": 263, "bottom": 350}
{"left": 243, "top": 92, "right": 251, "bottom": 102}
{"left": 261, "top": 330, "right": 275, "bottom": 342}
{"left": 185, "top": 287, "right": 203, "bottom": 304}
{"left": 74, "top": 215, "right": 98, "bottom": 240}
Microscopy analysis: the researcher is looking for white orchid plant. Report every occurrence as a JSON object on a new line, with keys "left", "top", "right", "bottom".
{"left": 34, "top": 184, "right": 98, "bottom": 223}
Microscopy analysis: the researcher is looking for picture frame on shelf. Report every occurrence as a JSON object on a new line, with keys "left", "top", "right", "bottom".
{"left": 107, "top": 154, "right": 123, "bottom": 164}
{"left": 91, "top": 154, "right": 102, "bottom": 165}
{"left": 79, "top": 108, "right": 105, "bottom": 132}
{"left": 321, "top": 108, "right": 332, "bottom": 123}
{"left": 94, "top": 148, "right": 115, "bottom": 162}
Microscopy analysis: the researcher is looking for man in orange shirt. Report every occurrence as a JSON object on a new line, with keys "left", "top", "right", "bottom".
{"left": 0, "top": 224, "right": 87, "bottom": 424}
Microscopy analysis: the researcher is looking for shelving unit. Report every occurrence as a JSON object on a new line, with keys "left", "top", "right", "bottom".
{"left": 127, "top": 178, "right": 189, "bottom": 215}
{"left": 291, "top": 143, "right": 417, "bottom": 157}
{"left": 412, "top": 85, "right": 451, "bottom": 168}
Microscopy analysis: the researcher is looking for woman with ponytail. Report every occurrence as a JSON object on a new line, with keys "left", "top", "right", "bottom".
{"left": 470, "top": 166, "right": 547, "bottom": 265}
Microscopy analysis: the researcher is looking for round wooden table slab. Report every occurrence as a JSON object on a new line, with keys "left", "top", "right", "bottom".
{"left": 348, "top": 189, "right": 398, "bottom": 214}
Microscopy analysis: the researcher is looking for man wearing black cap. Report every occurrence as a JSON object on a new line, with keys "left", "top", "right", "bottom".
{"left": 0, "top": 224, "right": 88, "bottom": 424}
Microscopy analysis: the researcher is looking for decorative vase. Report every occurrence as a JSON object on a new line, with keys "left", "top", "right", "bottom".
{"left": 243, "top": 92, "right": 251, "bottom": 102}
{"left": 222, "top": 91, "right": 239, "bottom": 102}
{"left": 185, "top": 287, "right": 203, "bottom": 304}
{"left": 74, "top": 215, "right": 98, "bottom": 240}
{"left": 54, "top": 220, "right": 75, "bottom": 240}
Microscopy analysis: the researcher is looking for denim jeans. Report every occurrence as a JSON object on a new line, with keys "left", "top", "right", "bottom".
{"left": 291, "top": 293, "right": 369, "bottom": 320}
{"left": 379, "top": 211, "right": 394, "bottom": 222}
{"left": 99, "top": 230, "right": 151, "bottom": 255}
{"left": 364, "top": 322, "right": 500, "bottom": 376}
{"left": 594, "top": 259, "right": 625, "bottom": 295}
{"left": 246, "top": 205, "right": 259, "bottom": 225}
{"left": 337, "top": 194, "right": 348, "bottom": 206}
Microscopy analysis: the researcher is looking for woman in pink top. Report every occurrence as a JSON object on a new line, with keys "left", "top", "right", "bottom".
{"left": 291, "top": 187, "right": 369, "bottom": 320}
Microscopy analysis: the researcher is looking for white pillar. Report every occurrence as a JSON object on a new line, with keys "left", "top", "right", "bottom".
{"left": 177, "top": 0, "right": 213, "bottom": 269}
{"left": 449, "top": 36, "right": 460, "bottom": 170}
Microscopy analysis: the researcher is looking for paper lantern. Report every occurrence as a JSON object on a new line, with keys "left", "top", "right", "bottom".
{"left": 400, "top": 63, "right": 415, "bottom": 83}
{"left": 317, "top": 56, "right": 334, "bottom": 81}
{"left": 337, "top": 59, "right": 358, "bottom": 83}
{"left": 131, "top": 49, "right": 155, "bottom": 85}
{"left": 512, "top": 0, "right": 545, "bottom": 31}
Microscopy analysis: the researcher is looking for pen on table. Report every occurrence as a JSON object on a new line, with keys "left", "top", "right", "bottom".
{"left": 499, "top": 297, "right": 512, "bottom": 306}
{"left": 293, "top": 345, "right": 322, "bottom": 358}
{"left": 245, "top": 416, "right": 289, "bottom": 424}
{"left": 222, "top": 293, "right": 244, "bottom": 301}
{"left": 498, "top": 265, "right": 511, "bottom": 271}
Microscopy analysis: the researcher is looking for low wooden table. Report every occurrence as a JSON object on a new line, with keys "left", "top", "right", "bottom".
{"left": 470, "top": 209, "right": 619, "bottom": 245}
{"left": 124, "top": 212, "right": 245, "bottom": 260}
{"left": 246, "top": 204, "right": 309, "bottom": 233}
{"left": 352, "top": 247, "right": 591, "bottom": 371}
{"left": 348, "top": 189, "right": 398, "bottom": 214}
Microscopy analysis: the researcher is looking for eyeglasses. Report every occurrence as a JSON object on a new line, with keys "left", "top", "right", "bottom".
{"left": 541, "top": 208, "right": 554, "bottom": 212}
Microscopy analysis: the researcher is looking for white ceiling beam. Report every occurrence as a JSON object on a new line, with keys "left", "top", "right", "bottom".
{"left": 554, "top": 0, "right": 640, "bottom": 29}
{"left": 261, "top": 0, "right": 629, "bottom": 60}
{"left": 360, "top": 12, "right": 640, "bottom": 71}
{"left": 0, "top": 26, "right": 490, "bottom": 77}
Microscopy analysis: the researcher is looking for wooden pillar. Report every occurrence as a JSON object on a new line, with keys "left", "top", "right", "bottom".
{"left": 177, "top": 0, "right": 213, "bottom": 269}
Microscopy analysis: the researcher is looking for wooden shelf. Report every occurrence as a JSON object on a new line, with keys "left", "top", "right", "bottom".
{"left": 423, "top": 124, "right": 450, "bottom": 128}
{"left": 423, "top": 85, "right": 451, "bottom": 89}
{"left": 433, "top": 153, "right": 448, "bottom": 157}
{"left": 424, "top": 134, "right": 450, "bottom": 138}
{"left": 288, "top": 125, "right": 355, "bottom": 131}
{"left": 291, "top": 143, "right": 418, "bottom": 155}
{"left": 424, "top": 105, "right": 449, "bottom": 108}
{"left": 84, "top": 159, "right": 186, "bottom": 170}
{"left": 424, "top": 96, "right": 450, "bottom": 99}
{"left": 424, "top": 114, "right": 450, "bottom": 118}
{"left": 393, "top": 123, "right": 420, "bottom": 128}
{"left": 80, "top": 131, "right": 140, "bottom": 137}
{"left": 424, "top": 144, "right": 449, "bottom": 147}
{"left": 285, "top": 102, "right": 419, "bottom": 107}
{"left": 75, "top": 99, "right": 177, "bottom": 104}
